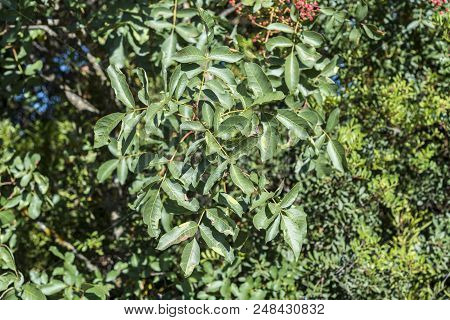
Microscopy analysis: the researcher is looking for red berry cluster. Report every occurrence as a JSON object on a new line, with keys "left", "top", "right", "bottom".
{"left": 228, "top": 0, "right": 320, "bottom": 48}
{"left": 228, "top": 0, "right": 242, "bottom": 14}
{"left": 228, "top": 0, "right": 320, "bottom": 24}
{"left": 429, "top": 0, "right": 449, "bottom": 14}
{"left": 430, "top": 0, "right": 448, "bottom": 7}
{"left": 293, "top": 0, "right": 320, "bottom": 21}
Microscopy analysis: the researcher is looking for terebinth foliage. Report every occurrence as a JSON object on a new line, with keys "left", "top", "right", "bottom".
{"left": 94, "top": 1, "right": 373, "bottom": 277}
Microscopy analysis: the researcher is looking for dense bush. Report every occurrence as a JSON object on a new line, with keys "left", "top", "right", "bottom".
{"left": 0, "top": 0, "right": 448, "bottom": 300}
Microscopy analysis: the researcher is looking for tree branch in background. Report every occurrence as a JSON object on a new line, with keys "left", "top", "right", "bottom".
{"left": 36, "top": 221, "right": 99, "bottom": 272}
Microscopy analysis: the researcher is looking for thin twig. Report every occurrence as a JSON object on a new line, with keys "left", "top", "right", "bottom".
{"left": 36, "top": 221, "right": 99, "bottom": 272}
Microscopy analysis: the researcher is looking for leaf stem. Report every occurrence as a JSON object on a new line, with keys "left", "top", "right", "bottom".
{"left": 172, "top": 0, "right": 178, "bottom": 29}
{"left": 193, "top": 66, "right": 230, "bottom": 160}
{"left": 222, "top": 109, "right": 245, "bottom": 116}
{"left": 169, "top": 130, "right": 194, "bottom": 162}
{"left": 197, "top": 209, "right": 206, "bottom": 226}
{"left": 11, "top": 47, "right": 24, "bottom": 74}
{"left": 193, "top": 72, "right": 206, "bottom": 119}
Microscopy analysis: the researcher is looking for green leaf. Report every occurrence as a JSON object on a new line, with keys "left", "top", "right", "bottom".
{"left": 175, "top": 23, "right": 200, "bottom": 41}
{"left": 202, "top": 104, "right": 215, "bottom": 128}
{"left": 266, "top": 36, "right": 293, "bottom": 51}
{"left": 24, "top": 60, "right": 43, "bottom": 76}
{"left": 320, "top": 56, "right": 338, "bottom": 77}
{"left": 198, "top": 7, "right": 215, "bottom": 30}
{"left": 0, "top": 210, "right": 14, "bottom": 225}
{"left": 204, "top": 80, "right": 235, "bottom": 110}
{"left": 320, "top": 7, "right": 335, "bottom": 15}
{"left": 326, "top": 108, "right": 340, "bottom": 132}
{"left": 244, "top": 62, "right": 272, "bottom": 97}
{"left": 180, "top": 121, "right": 206, "bottom": 132}
{"left": 281, "top": 206, "right": 307, "bottom": 260}
{"left": 168, "top": 161, "right": 183, "bottom": 180}
{"left": 0, "top": 246, "right": 16, "bottom": 271}
{"left": 269, "top": 202, "right": 282, "bottom": 215}
{"left": 136, "top": 68, "right": 150, "bottom": 105}
{"left": 314, "top": 134, "right": 327, "bottom": 151}
{"left": 22, "top": 283, "right": 46, "bottom": 300}
{"left": 180, "top": 238, "right": 200, "bottom": 277}
{"left": 86, "top": 284, "right": 109, "bottom": 300}
{"left": 218, "top": 116, "right": 248, "bottom": 138}
{"left": 315, "top": 160, "right": 332, "bottom": 178}
{"left": 229, "top": 133, "right": 256, "bottom": 156}
{"left": 327, "top": 140, "right": 347, "bottom": 172}
{"left": 265, "top": 214, "right": 281, "bottom": 243}
{"left": 173, "top": 46, "right": 205, "bottom": 64}
{"left": 135, "top": 153, "right": 156, "bottom": 173}
{"left": 33, "top": 173, "right": 49, "bottom": 194}
{"left": 20, "top": 172, "right": 32, "bottom": 187}
{"left": 206, "top": 208, "right": 236, "bottom": 236}
{"left": 40, "top": 280, "right": 66, "bottom": 296}
{"left": 97, "top": 159, "right": 119, "bottom": 182}
{"left": 174, "top": 73, "right": 189, "bottom": 100}
{"left": 259, "top": 120, "right": 277, "bottom": 162}
{"left": 142, "top": 189, "right": 162, "bottom": 238}
{"left": 4, "top": 195, "right": 21, "bottom": 209}
{"left": 199, "top": 222, "right": 234, "bottom": 263}
{"left": 230, "top": 164, "right": 254, "bottom": 195}
{"left": 266, "top": 23, "right": 294, "bottom": 33}
{"left": 252, "top": 91, "right": 285, "bottom": 106}
{"left": 319, "top": 82, "right": 338, "bottom": 97}
{"left": 161, "top": 31, "right": 177, "bottom": 67}
{"left": 349, "top": 27, "right": 362, "bottom": 45}
{"left": 121, "top": 111, "right": 143, "bottom": 145}
{"left": 355, "top": 2, "right": 368, "bottom": 21}
{"left": 156, "top": 221, "right": 198, "bottom": 250}
{"left": 210, "top": 46, "right": 243, "bottom": 63}
{"left": 49, "top": 246, "right": 65, "bottom": 260}
{"left": 276, "top": 109, "right": 309, "bottom": 139}
{"left": 109, "top": 36, "right": 125, "bottom": 67}
{"left": 94, "top": 113, "right": 125, "bottom": 148}
{"left": 301, "top": 31, "right": 324, "bottom": 47}
{"left": 285, "top": 51, "right": 299, "bottom": 93}
{"left": 205, "top": 131, "right": 226, "bottom": 158}
{"left": 0, "top": 272, "right": 16, "bottom": 291}
{"left": 253, "top": 207, "right": 277, "bottom": 230}
{"left": 169, "top": 65, "right": 182, "bottom": 97}
{"left": 250, "top": 191, "right": 275, "bottom": 211}
{"left": 186, "top": 138, "right": 205, "bottom": 157}
{"left": 161, "top": 180, "right": 200, "bottom": 212}
{"left": 219, "top": 193, "right": 244, "bottom": 217}
{"left": 145, "top": 102, "right": 165, "bottom": 125}
{"left": 362, "top": 24, "right": 382, "bottom": 40}
{"left": 298, "top": 109, "right": 320, "bottom": 127}
{"left": 208, "top": 66, "right": 237, "bottom": 87}
{"left": 280, "top": 182, "right": 301, "bottom": 208}
{"left": 295, "top": 44, "right": 320, "bottom": 68}
{"left": 28, "top": 193, "right": 42, "bottom": 219}
{"left": 117, "top": 158, "right": 128, "bottom": 185}
{"left": 406, "top": 20, "right": 420, "bottom": 32}
{"left": 106, "top": 65, "right": 135, "bottom": 109}
{"left": 204, "top": 161, "right": 228, "bottom": 194}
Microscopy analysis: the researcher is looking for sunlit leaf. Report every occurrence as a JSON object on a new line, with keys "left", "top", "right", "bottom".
{"left": 156, "top": 221, "right": 198, "bottom": 250}
{"left": 107, "top": 65, "right": 135, "bottom": 109}
{"left": 180, "top": 238, "right": 200, "bottom": 277}
{"left": 94, "top": 113, "right": 125, "bottom": 148}
{"left": 230, "top": 164, "right": 254, "bottom": 195}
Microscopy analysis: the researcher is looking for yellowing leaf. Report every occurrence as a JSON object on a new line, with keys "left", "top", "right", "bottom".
{"left": 156, "top": 221, "right": 198, "bottom": 250}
